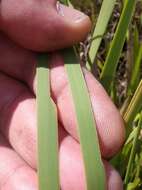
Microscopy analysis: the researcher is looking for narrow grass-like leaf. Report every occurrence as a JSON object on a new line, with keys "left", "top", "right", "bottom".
{"left": 60, "top": 0, "right": 70, "bottom": 6}
{"left": 87, "top": 0, "right": 116, "bottom": 67}
{"left": 120, "top": 96, "right": 132, "bottom": 116}
{"left": 124, "top": 111, "right": 142, "bottom": 185}
{"left": 133, "top": 26, "right": 139, "bottom": 65}
{"left": 124, "top": 80, "right": 142, "bottom": 137}
{"left": 100, "top": 0, "right": 136, "bottom": 92}
{"left": 111, "top": 81, "right": 142, "bottom": 168}
{"left": 37, "top": 54, "right": 59, "bottom": 190}
{"left": 60, "top": 0, "right": 67, "bottom": 4}
{"left": 63, "top": 48, "right": 106, "bottom": 190}
{"left": 124, "top": 113, "right": 140, "bottom": 145}
{"left": 128, "top": 44, "right": 142, "bottom": 95}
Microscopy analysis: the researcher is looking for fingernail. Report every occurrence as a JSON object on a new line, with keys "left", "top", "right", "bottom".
{"left": 56, "top": 2, "right": 89, "bottom": 23}
{"left": 56, "top": 2, "right": 65, "bottom": 17}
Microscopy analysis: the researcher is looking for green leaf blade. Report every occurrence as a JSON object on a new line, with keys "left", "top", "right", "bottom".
{"left": 63, "top": 48, "right": 106, "bottom": 190}
{"left": 124, "top": 111, "right": 142, "bottom": 185}
{"left": 100, "top": 0, "right": 136, "bottom": 93}
{"left": 88, "top": 0, "right": 116, "bottom": 67}
{"left": 124, "top": 80, "right": 142, "bottom": 138}
{"left": 37, "top": 54, "right": 59, "bottom": 190}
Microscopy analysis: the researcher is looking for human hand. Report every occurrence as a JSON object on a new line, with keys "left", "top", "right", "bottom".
{"left": 0, "top": 1, "right": 125, "bottom": 190}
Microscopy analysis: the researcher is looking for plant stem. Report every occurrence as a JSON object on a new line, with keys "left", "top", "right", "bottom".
{"left": 124, "top": 111, "right": 142, "bottom": 185}
{"left": 124, "top": 80, "right": 142, "bottom": 138}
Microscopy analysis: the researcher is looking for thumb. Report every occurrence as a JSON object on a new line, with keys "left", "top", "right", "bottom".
{"left": 0, "top": 0, "right": 91, "bottom": 51}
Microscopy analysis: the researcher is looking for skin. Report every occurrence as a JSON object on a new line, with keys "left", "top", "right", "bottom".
{"left": 0, "top": 0, "right": 125, "bottom": 189}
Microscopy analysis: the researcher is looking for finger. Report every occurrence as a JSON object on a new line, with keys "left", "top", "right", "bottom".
{"left": 0, "top": 128, "right": 122, "bottom": 190}
{"left": 0, "top": 0, "right": 91, "bottom": 51}
{"left": 0, "top": 72, "right": 36, "bottom": 168}
{"left": 0, "top": 33, "right": 36, "bottom": 90}
{"left": 59, "top": 128, "right": 123, "bottom": 190}
{"left": 50, "top": 53, "right": 125, "bottom": 158}
{"left": 0, "top": 134, "right": 37, "bottom": 190}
